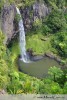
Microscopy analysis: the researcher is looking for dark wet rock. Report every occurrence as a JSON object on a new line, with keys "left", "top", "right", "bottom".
{"left": 27, "top": 48, "right": 44, "bottom": 61}
{"left": 54, "top": 57, "right": 62, "bottom": 63}
{"left": 45, "top": 52, "right": 55, "bottom": 59}
{"left": 18, "top": 54, "right": 22, "bottom": 59}
{"left": 31, "top": 55, "right": 44, "bottom": 61}
{"left": 45, "top": 52, "right": 63, "bottom": 64}
{"left": 27, "top": 49, "right": 34, "bottom": 56}
{"left": 20, "top": 6, "right": 33, "bottom": 30}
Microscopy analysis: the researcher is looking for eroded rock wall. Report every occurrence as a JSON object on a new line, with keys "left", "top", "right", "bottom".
{"left": 1, "top": 4, "right": 16, "bottom": 43}
{"left": 1, "top": 1, "right": 50, "bottom": 43}
{"left": 20, "top": 1, "right": 51, "bottom": 30}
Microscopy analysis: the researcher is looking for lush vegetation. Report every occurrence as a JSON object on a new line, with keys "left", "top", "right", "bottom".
{"left": 0, "top": 28, "right": 67, "bottom": 94}
{"left": 0, "top": 30, "right": 9, "bottom": 89}
{"left": 26, "top": 33, "right": 52, "bottom": 54}
{"left": 0, "top": 0, "right": 67, "bottom": 94}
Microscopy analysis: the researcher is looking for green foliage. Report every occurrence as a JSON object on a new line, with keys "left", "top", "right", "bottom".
{"left": 7, "top": 71, "right": 23, "bottom": 94}
{"left": 7, "top": 71, "right": 43, "bottom": 94}
{"left": 0, "top": 75, "right": 9, "bottom": 89}
{"left": 56, "top": 69, "right": 67, "bottom": 87}
{"left": 51, "top": 31, "right": 67, "bottom": 57}
{"left": 33, "top": 18, "right": 42, "bottom": 31}
{"left": 56, "top": 0, "right": 65, "bottom": 8}
{"left": 44, "top": 0, "right": 65, "bottom": 9}
{"left": 64, "top": 13, "right": 67, "bottom": 23}
{"left": 0, "top": 0, "right": 67, "bottom": 94}
{"left": 49, "top": 82, "right": 63, "bottom": 94}
{"left": 0, "top": 31, "right": 9, "bottom": 89}
{"left": 21, "top": 0, "right": 35, "bottom": 7}
{"left": 42, "top": 25, "right": 52, "bottom": 35}
{"left": 0, "top": 59, "right": 8, "bottom": 75}
{"left": 42, "top": 79, "right": 63, "bottom": 94}
{"left": 0, "top": 0, "right": 5, "bottom": 12}
{"left": 63, "top": 82, "right": 67, "bottom": 94}
{"left": 46, "top": 9, "right": 67, "bottom": 33}
{"left": 26, "top": 34, "right": 45, "bottom": 54}
{"left": 26, "top": 34, "right": 52, "bottom": 54}
{"left": 7, "top": 39, "right": 20, "bottom": 70}
{"left": 19, "top": 72, "right": 41, "bottom": 93}
{"left": 14, "top": 0, "right": 35, "bottom": 7}
{"left": 9, "top": 0, "right": 15, "bottom": 4}
{"left": 14, "top": 14, "right": 21, "bottom": 23}
{"left": 48, "top": 66, "right": 63, "bottom": 81}
{"left": 5, "top": 33, "right": 67, "bottom": 94}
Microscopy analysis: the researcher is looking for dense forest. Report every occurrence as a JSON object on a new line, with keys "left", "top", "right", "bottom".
{"left": 0, "top": 0, "right": 67, "bottom": 94}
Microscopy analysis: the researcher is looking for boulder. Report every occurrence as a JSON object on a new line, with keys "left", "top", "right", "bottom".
{"left": 0, "top": 89, "right": 7, "bottom": 94}
{"left": 54, "top": 57, "right": 62, "bottom": 63}
{"left": 45, "top": 52, "right": 62, "bottom": 63}
{"left": 45, "top": 52, "right": 55, "bottom": 59}
{"left": 31, "top": 55, "right": 44, "bottom": 61}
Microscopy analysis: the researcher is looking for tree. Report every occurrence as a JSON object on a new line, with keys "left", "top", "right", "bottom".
{"left": 46, "top": 9, "right": 67, "bottom": 33}
{"left": 44, "top": 0, "right": 65, "bottom": 9}
{"left": 51, "top": 31, "right": 67, "bottom": 57}
{"left": 56, "top": 0, "right": 65, "bottom": 8}
{"left": 48, "top": 66, "right": 63, "bottom": 81}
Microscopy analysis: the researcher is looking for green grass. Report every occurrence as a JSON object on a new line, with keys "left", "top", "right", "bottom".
{"left": 8, "top": 40, "right": 20, "bottom": 70}
{"left": 26, "top": 33, "right": 52, "bottom": 55}
{"left": 9, "top": 33, "right": 58, "bottom": 62}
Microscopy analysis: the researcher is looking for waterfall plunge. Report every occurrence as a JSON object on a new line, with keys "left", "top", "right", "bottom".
{"left": 16, "top": 7, "right": 28, "bottom": 63}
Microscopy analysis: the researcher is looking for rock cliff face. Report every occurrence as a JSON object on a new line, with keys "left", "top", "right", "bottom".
{"left": 33, "top": 2, "right": 50, "bottom": 18}
{"left": 1, "top": 4, "right": 16, "bottom": 43}
{"left": 20, "top": 2, "right": 50, "bottom": 30}
{"left": 1, "top": 2, "right": 50, "bottom": 42}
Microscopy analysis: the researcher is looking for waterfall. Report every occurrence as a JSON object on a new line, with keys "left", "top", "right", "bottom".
{"left": 16, "top": 7, "right": 28, "bottom": 63}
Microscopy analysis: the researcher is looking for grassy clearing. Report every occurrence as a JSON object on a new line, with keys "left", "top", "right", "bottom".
{"left": 26, "top": 33, "right": 53, "bottom": 55}
{"left": 8, "top": 33, "right": 57, "bottom": 59}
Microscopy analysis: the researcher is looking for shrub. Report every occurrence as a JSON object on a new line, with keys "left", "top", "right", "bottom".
{"left": 51, "top": 31, "right": 67, "bottom": 58}
{"left": 0, "top": 30, "right": 9, "bottom": 89}
{"left": 46, "top": 9, "right": 67, "bottom": 33}
{"left": 63, "top": 82, "right": 67, "bottom": 94}
{"left": 48, "top": 66, "right": 63, "bottom": 81}
{"left": 42, "top": 25, "right": 52, "bottom": 35}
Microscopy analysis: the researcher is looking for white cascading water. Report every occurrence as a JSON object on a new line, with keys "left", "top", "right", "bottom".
{"left": 16, "top": 7, "right": 28, "bottom": 63}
